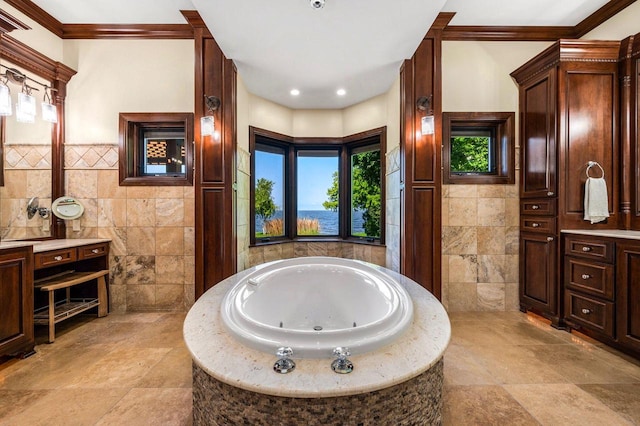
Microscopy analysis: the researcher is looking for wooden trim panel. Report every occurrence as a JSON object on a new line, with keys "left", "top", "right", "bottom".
{"left": 62, "top": 24, "right": 193, "bottom": 39}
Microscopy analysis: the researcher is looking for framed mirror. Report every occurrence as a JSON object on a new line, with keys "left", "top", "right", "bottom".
{"left": 0, "top": 34, "right": 76, "bottom": 239}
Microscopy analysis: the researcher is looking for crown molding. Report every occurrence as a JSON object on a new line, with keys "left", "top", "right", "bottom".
{"left": 4, "top": 0, "right": 62, "bottom": 37}
{"left": 0, "top": 8, "right": 30, "bottom": 33}
{"left": 442, "top": 0, "right": 638, "bottom": 41}
{"left": 3, "top": 0, "right": 639, "bottom": 41}
{"left": 443, "top": 26, "right": 574, "bottom": 41}
{"left": 0, "top": 34, "right": 76, "bottom": 82}
{"left": 61, "top": 24, "right": 193, "bottom": 39}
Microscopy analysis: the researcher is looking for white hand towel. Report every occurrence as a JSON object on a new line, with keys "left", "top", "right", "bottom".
{"left": 584, "top": 177, "right": 609, "bottom": 224}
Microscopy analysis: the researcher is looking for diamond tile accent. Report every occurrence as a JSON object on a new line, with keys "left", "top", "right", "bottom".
{"left": 65, "top": 144, "right": 118, "bottom": 169}
{"left": 4, "top": 145, "right": 51, "bottom": 169}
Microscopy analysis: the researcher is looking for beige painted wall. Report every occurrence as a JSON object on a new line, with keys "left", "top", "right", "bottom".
{"left": 64, "top": 39, "right": 194, "bottom": 144}
{"left": 441, "top": 41, "right": 549, "bottom": 312}
{"left": 59, "top": 39, "right": 195, "bottom": 312}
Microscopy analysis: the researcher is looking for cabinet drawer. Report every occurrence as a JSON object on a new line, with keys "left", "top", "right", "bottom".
{"left": 564, "top": 258, "right": 614, "bottom": 300}
{"left": 78, "top": 243, "right": 109, "bottom": 260}
{"left": 35, "top": 248, "right": 77, "bottom": 270}
{"left": 564, "top": 236, "right": 614, "bottom": 263}
{"left": 521, "top": 199, "right": 556, "bottom": 216}
{"left": 564, "top": 290, "right": 614, "bottom": 337}
{"left": 520, "top": 216, "right": 556, "bottom": 234}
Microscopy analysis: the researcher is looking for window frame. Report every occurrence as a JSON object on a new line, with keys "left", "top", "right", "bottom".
{"left": 118, "top": 112, "right": 194, "bottom": 186}
{"left": 249, "top": 126, "right": 386, "bottom": 246}
{"left": 442, "top": 112, "right": 515, "bottom": 185}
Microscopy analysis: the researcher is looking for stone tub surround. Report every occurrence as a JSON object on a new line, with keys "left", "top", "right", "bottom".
{"left": 193, "top": 359, "right": 444, "bottom": 425}
{"left": 184, "top": 259, "right": 450, "bottom": 400}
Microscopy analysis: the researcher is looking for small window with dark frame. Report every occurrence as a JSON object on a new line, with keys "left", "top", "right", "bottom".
{"left": 118, "top": 112, "right": 194, "bottom": 186}
{"left": 443, "top": 112, "right": 515, "bottom": 185}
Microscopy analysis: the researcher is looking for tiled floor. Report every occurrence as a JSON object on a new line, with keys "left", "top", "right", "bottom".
{"left": 1, "top": 311, "right": 640, "bottom": 425}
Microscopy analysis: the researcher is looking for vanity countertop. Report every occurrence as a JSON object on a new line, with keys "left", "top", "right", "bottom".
{"left": 0, "top": 238, "right": 110, "bottom": 253}
{"left": 562, "top": 229, "right": 640, "bottom": 241}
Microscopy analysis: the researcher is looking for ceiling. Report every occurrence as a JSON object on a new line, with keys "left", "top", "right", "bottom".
{"left": 30, "top": 0, "right": 612, "bottom": 109}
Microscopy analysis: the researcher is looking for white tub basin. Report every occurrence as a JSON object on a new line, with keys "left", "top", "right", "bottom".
{"left": 220, "top": 257, "right": 413, "bottom": 358}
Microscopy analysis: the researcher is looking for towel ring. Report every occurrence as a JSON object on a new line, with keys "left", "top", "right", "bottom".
{"left": 586, "top": 161, "right": 605, "bottom": 179}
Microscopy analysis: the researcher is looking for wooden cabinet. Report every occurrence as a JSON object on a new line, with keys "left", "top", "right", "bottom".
{"left": 512, "top": 40, "right": 620, "bottom": 326}
{"left": 561, "top": 233, "right": 640, "bottom": 357}
{"left": 0, "top": 246, "right": 34, "bottom": 358}
{"left": 564, "top": 235, "right": 616, "bottom": 338}
{"left": 616, "top": 241, "right": 640, "bottom": 352}
{"left": 520, "top": 233, "right": 558, "bottom": 321}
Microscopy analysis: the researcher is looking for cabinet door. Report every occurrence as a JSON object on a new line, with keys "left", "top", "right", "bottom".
{"left": 617, "top": 242, "right": 640, "bottom": 352}
{"left": 520, "top": 70, "right": 557, "bottom": 199}
{"left": 0, "top": 247, "right": 34, "bottom": 357}
{"left": 520, "top": 232, "right": 558, "bottom": 317}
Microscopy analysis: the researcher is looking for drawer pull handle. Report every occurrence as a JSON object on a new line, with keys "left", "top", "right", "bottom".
{"left": 531, "top": 222, "right": 540, "bottom": 228}
{"left": 581, "top": 274, "right": 591, "bottom": 280}
{"left": 547, "top": 237, "right": 554, "bottom": 242}
{"left": 531, "top": 205, "right": 540, "bottom": 210}
{"left": 53, "top": 255, "right": 63, "bottom": 261}
{"left": 582, "top": 247, "right": 592, "bottom": 252}
{"left": 581, "top": 308, "right": 591, "bottom": 315}
{"left": 547, "top": 191, "right": 554, "bottom": 196}
{"left": 91, "top": 249, "right": 100, "bottom": 254}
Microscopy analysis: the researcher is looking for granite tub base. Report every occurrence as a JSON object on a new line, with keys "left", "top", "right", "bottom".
{"left": 192, "top": 358, "right": 444, "bottom": 425}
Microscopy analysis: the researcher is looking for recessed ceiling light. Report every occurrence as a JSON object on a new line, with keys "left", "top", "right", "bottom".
{"left": 336, "top": 88, "right": 346, "bottom": 96}
{"left": 290, "top": 89, "right": 300, "bottom": 96}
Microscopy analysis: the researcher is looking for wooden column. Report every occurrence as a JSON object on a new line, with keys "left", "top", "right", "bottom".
{"left": 400, "top": 14, "right": 452, "bottom": 298}
{"left": 184, "top": 12, "right": 237, "bottom": 298}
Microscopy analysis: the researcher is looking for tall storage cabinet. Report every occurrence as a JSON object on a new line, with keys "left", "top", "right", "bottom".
{"left": 511, "top": 40, "right": 620, "bottom": 327}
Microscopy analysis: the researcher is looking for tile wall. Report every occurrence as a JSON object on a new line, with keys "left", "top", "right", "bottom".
{"left": 441, "top": 181, "right": 520, "bottom": 311}
{"left": 64, "top": 143, "right": 194, "bottom": 313}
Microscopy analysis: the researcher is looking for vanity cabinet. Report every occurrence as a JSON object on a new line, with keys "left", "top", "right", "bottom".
{"left": 0, "top": 246, "right": 34, "bottom": 358}
{"left": 512, "top": 40, "right": 620, "bottom": 327}
{"left": 563, "top": 235, "right": 616, "bottom": 338}
{"left": 561, "top": 232, "right": 640, "bottom": 357}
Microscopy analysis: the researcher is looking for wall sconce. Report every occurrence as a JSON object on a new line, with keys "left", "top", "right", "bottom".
{"left": 0, "top": 65, "right": 57, "bottom": 123}
{"left": 416, "top": 95, "right": 434, "bottom": 135}
{"left": 201, "top": 94, "right": 221, "bottom": 138}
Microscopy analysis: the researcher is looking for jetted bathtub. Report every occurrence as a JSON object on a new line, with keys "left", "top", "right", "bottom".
{"left": 220, "top": 257, "right": 413, "bottom": 358}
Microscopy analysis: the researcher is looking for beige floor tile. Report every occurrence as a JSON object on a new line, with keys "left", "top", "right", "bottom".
{"left": 443, "top": 385, "right": 539, "bottom": 425}
{"left": 96, "top": 388, "right": 192, "bottom": 426}
{"left": 0, "top": 388, "right": 128, "bottom": 426}
{"left": 525, "top": 344, "right": 640, "bottom": 384}
{"left": 444, "top": 344, "right": 498, "bottom": 386}
{"left": 578, "top": 384, "right": 640, "bottom": 424}
{"left": 464, "top": 343, "right": 569, "bottom": 384}
{"left": 505, "top": 383, "right": 633, "bottom": 426}
{"left": 136, "top": 346, "right": 193, "bottom": 388}
{"left": 2, "top": 311, "right": 640, "bottom": 425}
{"left": 62, "top": 347, "right": 172, "bottom": 389}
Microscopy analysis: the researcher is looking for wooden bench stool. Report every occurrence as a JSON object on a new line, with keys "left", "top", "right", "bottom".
{"left": 34, "top": 270, "right": 109, "bottom": 343}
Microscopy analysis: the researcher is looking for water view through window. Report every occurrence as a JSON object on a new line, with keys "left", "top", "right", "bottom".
{"left": 297, "top": 150, "right": 339, "bottom": 236}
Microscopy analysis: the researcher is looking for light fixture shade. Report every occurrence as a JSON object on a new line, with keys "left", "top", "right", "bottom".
{"left": 41, "top": 102, "right": 58, "bottom": 123}
{"left": 421, "top": 115, "right": 434, "bottom": 135}
{"left": 201, "top": 115, "right": 215, "bottom": 137}
{"left": 17, "top": 92, "right": 36, "bottom": 122}
{"left": 0, "top": 84, "right": 11, "bottom": 116}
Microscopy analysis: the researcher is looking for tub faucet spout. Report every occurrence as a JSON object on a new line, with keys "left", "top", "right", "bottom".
{"left": 273, "top": 347, "right": 295, "bottom": 374}
{"left": 331, "top": 347, "right": 354, "bottom": 374}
